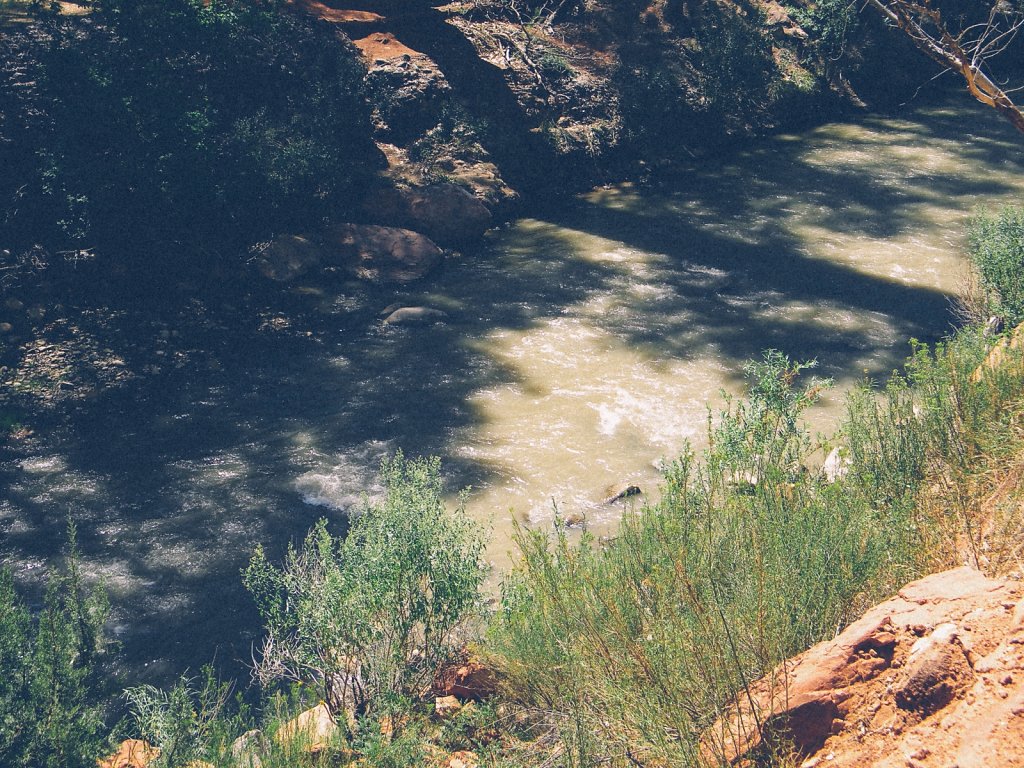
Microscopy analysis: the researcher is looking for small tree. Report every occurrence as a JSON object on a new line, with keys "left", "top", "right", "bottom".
{"left": 0, "top": 523, "right": 109, "bottom": 768}
{"left": 244, "top": 453, "right": 485, "bottom": 719}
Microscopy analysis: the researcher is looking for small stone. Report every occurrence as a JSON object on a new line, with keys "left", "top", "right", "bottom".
{"left": 97, "top": 739, "right": 160, "bottom": 768}
{"left": 435, "top": 695, "right": 462, "bottom": 719}
{"left": 563, "top": 510, "right": 586, "bottom": 526}
{"left": 445, "top": 751, "right": 479, "bottom": 768}
{"left": 435, "top": 658, "right": 498, "bottom": 701}
{"left": 275, "top": 703, "right": 337, "bottom": 754}
{"left": 1001, "top": 674, "right": 1014, "bottom": 685}
{"left": 4, "top": 298, "right": 23, "bottom": 311}
{"left": 0, "top": 322, "right": 12, "bottom": 333}
{"left": 231, "top": 729, "right": 267, "bottom": 768}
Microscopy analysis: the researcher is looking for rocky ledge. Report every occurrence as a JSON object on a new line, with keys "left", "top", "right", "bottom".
{"left": 702, "top": 566, "right": 1024, "bottom": 767}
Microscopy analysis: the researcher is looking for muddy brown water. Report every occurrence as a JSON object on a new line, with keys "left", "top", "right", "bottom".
{"left": 2, "top": 90, "right": 1024, "bottom": 686}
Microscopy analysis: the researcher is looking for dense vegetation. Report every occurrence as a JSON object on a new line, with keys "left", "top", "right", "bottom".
{"left": 1, "top": 0, "right": 379, "bottom": 266}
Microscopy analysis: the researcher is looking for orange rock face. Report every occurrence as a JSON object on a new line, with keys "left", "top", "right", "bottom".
{"left": 701, "top": 566, "right": 1024, "bottom": 767}
{"left": 97, "top": 739, "right": 160, "bottom": 768}
{"left": 436, "top": 658, "right": 499, "bottom": 701}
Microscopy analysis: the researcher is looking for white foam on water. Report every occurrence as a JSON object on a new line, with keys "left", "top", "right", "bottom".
{"left": 20, "top": 455, "right": 67, "bottom": 474}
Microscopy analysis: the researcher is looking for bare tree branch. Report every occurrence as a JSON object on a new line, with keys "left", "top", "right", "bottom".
{"left": 862, "top": 0, "right": 1024, "bottom": 133}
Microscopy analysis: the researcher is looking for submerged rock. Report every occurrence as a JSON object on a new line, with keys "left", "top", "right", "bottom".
{"left": 382, "top": 306, "right": 448, "bottom": 325}
{"left": 563, "top": 510, "right": 586, "bottom": 526}
{"left": 602, "top": 483, "right": 641, "bottom": 504}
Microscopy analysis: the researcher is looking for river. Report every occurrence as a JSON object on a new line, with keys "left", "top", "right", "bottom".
{"left": 2, "top": 89, "right": 1023, "bottom": 685}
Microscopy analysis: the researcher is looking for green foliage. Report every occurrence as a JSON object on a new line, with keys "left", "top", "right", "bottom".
{"left": 486, "top": 351, "right": 929, "bottom": 764}
{"left": 0, "top": 522, "right": 109, "bottom": 768}
{"left": 695, "top": 4, "right": 777, "bottom": 119}
{"left": 789, "top": 0, "right": 858, "bottom": 67}
{"left": 968, "top": 206, "right": 1024, "bottom": 325}
{"left": 485, "top": 328, "right": 1024, "bottom": 764}
{"left": 244, "top": 452, "right": 486, "bottom": 717}
{"left": 124, "top": 667, "right": 234, "bottom": 768}
{"left": 3, "top": 0, "right": 378, "bottom": 260}
{"left": 350, "top": 708, "right": 430, "bottom": 768}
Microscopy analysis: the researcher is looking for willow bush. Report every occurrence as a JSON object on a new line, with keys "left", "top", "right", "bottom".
{"left": 244, "top": 453, "right": 486, "bottom": 720}
{"left": 486, "top": 338, "right": 1019, "bottom": 766}
{"left": 968, "top": 206, "right": 1024, "bottom": 326}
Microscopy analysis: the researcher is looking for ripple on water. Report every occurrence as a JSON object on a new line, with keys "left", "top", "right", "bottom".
{"left": 293, "top": 442, "right": 393, "bottom": 512}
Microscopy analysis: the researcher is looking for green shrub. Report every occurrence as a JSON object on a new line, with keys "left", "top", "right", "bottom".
{"left": 0, "top": 523, "right": 109, "bottom": 768}
{"left": 695, "top": 4, "right": 777, "bottom": 120}
{"left": 244, "top": 452, "right": 486, "bottom": 719}
{"left": 486, "top": 351, "right": 927, "bottom": 764}
{"left": 4, "top": 0, "right": 378, "bottom": 260}
{"left": 968, "top": 206, "right": 1024, "bottom": 326}
{"left": 789, "top": 0, "right": 858, "bottom": 69}
{"left": 123, "top": 667, "right": 235, "bottom": 768}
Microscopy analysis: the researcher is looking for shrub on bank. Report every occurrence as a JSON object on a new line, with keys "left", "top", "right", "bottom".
{"left": 1, "top": 0, "right": 379, "bottom": 263}
{"left": 485, "top": 330, "right": 1021, "bottom": 765}
{"left": 0, "top": 524, "right": 109, "bottom": 768}
{"left": 244, "top": 452, "right": 486, "bottom": 720}
{"left": 968, "top": 206, "right": 1024, "bottom": 326}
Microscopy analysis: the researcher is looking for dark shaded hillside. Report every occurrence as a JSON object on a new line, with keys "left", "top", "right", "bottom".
{"left": 0, "top": 0, "right": 941, "bottom": 272}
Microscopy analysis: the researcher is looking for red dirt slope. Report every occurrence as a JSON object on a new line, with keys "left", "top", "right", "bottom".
{"left": 702, "top": 567, "right": 1024, "bottom": 767}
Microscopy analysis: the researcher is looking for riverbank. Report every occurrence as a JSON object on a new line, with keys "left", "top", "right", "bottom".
{"left": 24, "top": 311, "right": 1024, "bottom": 768}
{"left": 2, "top": 87, "right": 1023, "bottom": 693}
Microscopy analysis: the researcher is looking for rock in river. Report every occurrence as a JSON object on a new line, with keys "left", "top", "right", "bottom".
{"left": 382, "top": 306, "right": 448, "bottom": 325}
{"left": 322, "top": 223, "right": 443, "bottom": 284}
{"left": 366, "top": 182, "right": 492, "bottom": 247}
{"left": 256, "top": 234, "right": 325, "bottom": 281}
{"left": 602, "top": 483, "right": 641, "bottom": 504}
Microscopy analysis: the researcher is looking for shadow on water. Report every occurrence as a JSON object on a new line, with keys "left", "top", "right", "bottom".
{"left": 1, "top": 88, "right": 1022, "bottom": 686}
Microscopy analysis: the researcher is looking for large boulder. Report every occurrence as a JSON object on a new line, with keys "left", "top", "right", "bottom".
{"left": 357, "top": 34, "right": 452, "bottom": 144}
{"left": 321, "top": 223, "right": 443, "bottom": 284}
{"left": 256, "top": 234, "right": 325, "bottom": 282}
{"left": 365, "top": 183, "right": 492, "bottom": 247}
